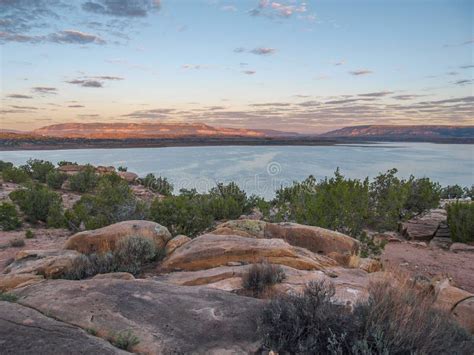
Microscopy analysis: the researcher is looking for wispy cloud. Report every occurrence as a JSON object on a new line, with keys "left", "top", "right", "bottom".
{"left": 32, "top": 87, "right": 57, "bottom": 95}
{"left": 249, "top": 0, "right": 308, "bottom": 19}
{"left": 82, "top": 0, "right": 161, "bottom": 18}
{"left": 221, "top": 5, "right": 237, "bottom": 12}
{"left": 443, "top": 38, "right": 474, "bottom": 48}
{"left": 6, "top": 94, "right": 33, "bottom": 99}
{"left": 0, "top": 30, "right": 105, "bottom": 44}
{"left": 242, "top": 70, "right": 256, "bottom": 75}
{"left": 349, "top": 69, "right": 373, "bottom": 76}
{"left": 359, "top": 91, "right": 393, "bottom": 97}
{"left": 67, "top": 79, "right": 103, "bottom": 88}
{"left": 250, "top": 47, "right": 276, "bottom": 55}
{"left": 181, "top": 64, "right": 208, "bottom": 70}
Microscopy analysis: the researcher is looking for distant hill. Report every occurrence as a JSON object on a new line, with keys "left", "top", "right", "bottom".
{"left": 32, "top": 122, "right": 299, "bottom": 139}
{"left": 319, "top": 125, "right": 474, "bottom": 140}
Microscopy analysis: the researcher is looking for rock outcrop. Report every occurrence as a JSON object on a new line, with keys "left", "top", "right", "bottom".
{"left": 0, "top": 301, "right": 128, "bottom": 355}
{"left": 13, "top": 278, "right": 263, "bottom": 354}
{"left": 64, "top": 220, "right": 172, "bottom": 254}
{"left": 450, "top": 243, "right": 474, "bottom": 253}
{"left": 165, "top": 235, "right": 191, "bottom": 255}
{"left": 400, "top": 209, "right": 447, "bottom": 240}
{"left": 160, "top": 234, "right": 338, "bottom": 272}
{"left": 118, "top": 171, "right": 138, "bottom": 183}
{"left": 210, "top": 220, "right": 359, "bottom": 265}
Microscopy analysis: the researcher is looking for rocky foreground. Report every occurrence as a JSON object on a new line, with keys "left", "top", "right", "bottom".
{"left": 1, "top": 214, "right": 473, "bottom": 354}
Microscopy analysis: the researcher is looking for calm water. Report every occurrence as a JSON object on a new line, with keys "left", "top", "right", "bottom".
{"left": 1, "top": 143, "right": 473, "bottom": 199}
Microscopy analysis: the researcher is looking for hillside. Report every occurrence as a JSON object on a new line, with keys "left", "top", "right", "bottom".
{"left": 320, "top": 125, "right": 474, "bottom": 139}
{"left": 32, "top": 123, "right": 299, "bottom": 139}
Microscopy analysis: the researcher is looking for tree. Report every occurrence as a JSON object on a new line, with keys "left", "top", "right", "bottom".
{"left": 69, "top": 165, "right": 98, "bottom": 193}
{"left": 22, "top": 159, "right": 55, "bottom": 182}
{"left": 0, "top": 202, "right": 22, "bottom": 231}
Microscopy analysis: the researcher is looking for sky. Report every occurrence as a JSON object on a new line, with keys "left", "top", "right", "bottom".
{"left": 0, "top": 0, "right": 472, "bottom": 133}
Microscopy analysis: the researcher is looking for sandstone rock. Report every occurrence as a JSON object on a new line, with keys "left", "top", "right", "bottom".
{"left": 131, "top": 184, "right": 161, "bottom": 203}
{"left": 239, "top": 208, "right": 263, "bottom": 220}
{"left": 92, "top": 272, "right": 135, "bottom": 280}
{"left": 264, "top": 223, "right": 360, "bottom": 263}
{"left": 433, "top": 279, "right": 473, "bottom": 311}
{"left": 359, "top": 258, "right": 383, "bottom": 273}
{"left": 5, "top": 249, "right": 81, "bottom": 279}
{"left": 211, "top": 219, "right": 266, "bottom": 238}
{"left": 0, "top": 301, "right": 128, "bottom": 355}
{"left": 450, "top": 243, "right": 474, "bottom": 253}
{"left": 165, "top": 235, "right": 191, "bottom": 255}
{"left": 0, "top": 273, "right": 44, "bottom": 292}
{"left": 118, "top": 171, "right": 138, "bottom": 183}
{"left": 95, "top": 165, "right": 116, "bottom": 174}
{"left": 429, "top": 237, "right": 452, "bottom": 250}
{"left": 13, "top": 278, "right": 263, "bottom": 354}
{"left": 399, "top": 209, "right": 447, "bottom": 241}
{"left": 58, "top": 164, "right": 87, "bottom": 176}
{"left": 64, "top": 220, "right": 172, "bottom": 254}
{"left": 160, "top": 234, "right": 337, "bottom": 272}
{"left": 452, "top": 297, "right": 474, "bottom": 333}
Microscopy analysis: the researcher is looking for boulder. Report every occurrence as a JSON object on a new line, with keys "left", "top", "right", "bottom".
{"left": 359, "top": 258, "right": 383, "bottom": 273}
{"left": 118, "top": 171, "right": 138, "bottom": 183}
{"left": 64, "top": 220, "right": 172, "bottom": 254}
{"left": 429, "top": 237, "right": 452, "bottom": 250}
{"left": 5, "top": 249, "right": 81, "bottom": 279}
{"left": 13, "top": 278, "right": 263, "bottom": 354}
{"left": 452, "top": 297, "right": 474, "bottom": 333}
{"left": 264, "top": 223, "right": 360, "bottom": 263}
{"left": 165, "top": 235, "right": 191, "bottom": 255}
{"left": 399, "top": 209, "right": 447, "bottom": 241}
{"left": 0, "top": 273, "right": 44, "bottom": 292}
{"left": 96, "top": 165, "right": 116, "bottom": 174}
{"left": 0, "top": 301, "right": 128, "bottom": 355}
{"left": 211, "top": 221, "right": 359, "bottom": 265}
{"left": 450, "top": 243, "right": 474, "bottom": 253}
{"left": 58, "top": 164, "right": 87, "bottom": 176}
{"left": 211, "top": 219, "right": 266, "bottom": 238}
{"left": 160, "top": 234, "right": 337, "bottom": 272}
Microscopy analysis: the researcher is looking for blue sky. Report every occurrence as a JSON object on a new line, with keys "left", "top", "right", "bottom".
{"left": 1, "top": 0, "right": 472, "bottom": 132}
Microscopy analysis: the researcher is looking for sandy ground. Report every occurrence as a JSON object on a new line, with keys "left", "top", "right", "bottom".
{"left": 381, "top": 242, "right": 474, "bottom": 293}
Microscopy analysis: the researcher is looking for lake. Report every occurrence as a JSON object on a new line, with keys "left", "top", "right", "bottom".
{"left": 1, "top": 143, "right": 473, "bottom": 199}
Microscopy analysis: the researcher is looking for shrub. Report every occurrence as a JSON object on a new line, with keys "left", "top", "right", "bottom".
{"left": 140, "top": 173, "right": 173, "bottom": 196}
{"left": 22, "top": 159, "right": 55, "bottom": 182}
{"left": 275, "top": 170, "right": 369, "bottom": 237}
{"left": 46, "top": 170, "right": 68, "bottom": 189}
{"left": 358, "top": 231, "right": 387, "bottom": 258}
{"left": 57, "top": 160, "right": 77, "bottom": 166}
{"left": 65, "top": 173, "right": 146, "bottom": 230}
{"left": 0, "top": 292, "right": 18, "bottom": 302}
{"left": 69, "top": 165, "right": 98, "bottom": 193}
{"left": 259, "top": 279, "right": 473, "bottom": 354}
{"left": 207, "top": 182, "right": 249, "bottom": 220}
{"left": 242, "top": 262, "right": 286, "bottom": 296}
{"left": 441, "top": 184, "right": 466, "bottom": 199}
{"left": 118, "top": 166, "right": 127, "bottom": 172}
{"left": 0, "top": 160, "right": 13, "bottom": 172}
{"left": 404, "top": 176, "right": 441, "bottom": 216}
{"left": 9, "top": 238, "right": 25, "bottom": 248}
{"left": 9, "top": 184, "right": 65, "bottom": 227}
{"left": 2, "top": 166, "right": 30, "bottom": 184}
{"left": 25, "top": 229, "right": 34, "bottom": 239}
{"left": 446, "top": 201, "right": 474, "bottom": 243}
{"left": 63, "top": 236, "right": 158, "bottom": 280}
{"left": 110, "top": 330, "right": 140, "bottom": 351}
{"left": 0, "top": 202, "right": 21, "bottom": 231}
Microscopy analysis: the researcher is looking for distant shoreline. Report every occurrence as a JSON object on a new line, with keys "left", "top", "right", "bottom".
{"left": 1, "top": 136, "right": 473, "bottom": 151}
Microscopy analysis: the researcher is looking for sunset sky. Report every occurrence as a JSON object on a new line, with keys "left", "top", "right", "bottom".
{"left": 1, "top": 0, "right": 472, "bottom": 133}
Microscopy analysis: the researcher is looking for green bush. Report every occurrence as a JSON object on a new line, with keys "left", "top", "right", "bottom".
{"left": 46, "top": 170, "right": 68, "bottom": 189}
{"left": 260, "top": 280, "right": 473, "bottom": 354}
{"left": 57, "top": 160, "right": 78, "bottom": 166}
{"left": 25, "top": 229, "right": 34, "bottom": 239}
{"left": 9, "top": 184, "right": 65, "bottom": 227}
{"left": 22, "top": 159, "right": 55, "bottom": 182}
{"left": 242, "top": 263, "right": 286, "bottom": 296}
{"left": 0, "top": 202, "right": 21, "bottom": 231}
{"left": 140, "top": 173, "right": 173, "bottom": 196}
{"left": 63, "top": 236, "right": 158, "bottom": 279}
{"left": 275, "top": 170, "right": 369, "bottom": 237}
{"left": 207, "top": 182, "right": 249, "bottom": 220}
{"left": 0, "top": 160, "right": 13, "bottom": 172}
{"left": 446, "top": 202, "right": 474, "bottom": 243}
{"left": 65, "top": 173, "right": 147, "bottom": 230}
{"left": 0, "top": 292, "right": 18, "bottom": 302}
{"left": 441, "top": 185, "right": 466, "bottom": 199}
{"left": 149, "top": 190, "right": 213, "bottom": 237}
{"left": 110, "top": 330, "right": 140, "bottom": 351}
{"left": 2, "top": 166, "right": 30, "bottom": 184}
{"left": 404, "top": 176, "right": 441, "bottom": 216}
{"left": 69, "top": 165, "right": 98, "bottom": 193}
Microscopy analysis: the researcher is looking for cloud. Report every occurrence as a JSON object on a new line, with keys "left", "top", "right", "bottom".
{"left": 459, "top": 65, "right": 474, "bottom": 69}
{"left": 349, "top": 69, "right": 373, "bottom": 76}
{"left": 0, "top": 29, "right": 105, "bottom": 44}
{"left": 93, "top": 75, "right": 123, "bottom": 80}
{"left": 249, "top": 0, "right": 308, "bottom": 19}
{"left": 250, "top": 47, "right": 276, "bottom": 55}
{"left": 82, "top": 0, "right": 161, "bottom": 18}
{"left": 333, "top": 60, "right": 345, "bottom": 66}
{"left": 32, "top": 87, "right": 57, "bottom": 95}
{"left": 392, "top": 94, "right": 423, "bottom": 101}
{"left": 454, "top": 79, "right": 473, "bottom": 86}
{"left": 10, "top": 105, "right": 38, "bottom": 110}
{"left": 48, "top": 30, "right": 105, "bottom": 44}
{"left": 181, "top": 64, "right": 207, "bottom": 70}
{"left": 6, "top": 94, "right": 33, "bottom": 99}
{"left": 68, "top": 104, "right": 85, "bottom": 108}
{"left": 233, "top": 47, "right": 246, "bottom": 53}
{"left": 67, "top": 79, "right": 103, "bottom": 88}
{"left": 221, "top": 5, "right": 237, "bottom": 12}
{"left": 123, "top": 108, "right": 176, "bottom": 119}
{"left": 359, "top": 91, "right": 393, "bottom": 97}
{"left": 242, "top": 70, "right": 256, "bottom": 75}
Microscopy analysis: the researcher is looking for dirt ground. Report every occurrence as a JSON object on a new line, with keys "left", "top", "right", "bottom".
{"left": 381, "top": 241, "right": 474, "bottom": 293}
